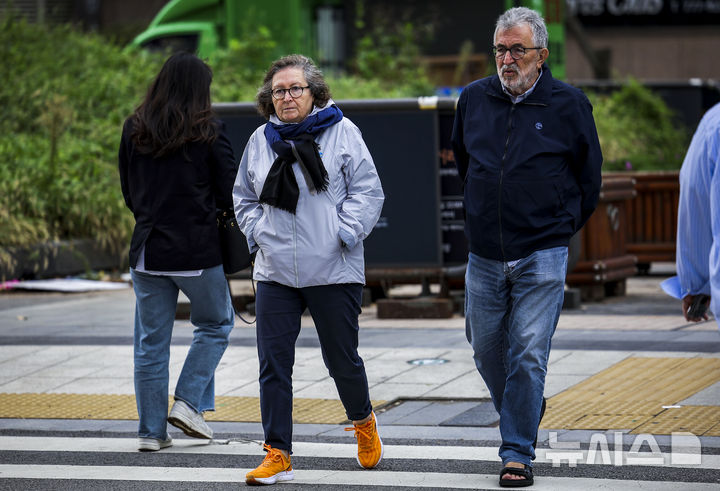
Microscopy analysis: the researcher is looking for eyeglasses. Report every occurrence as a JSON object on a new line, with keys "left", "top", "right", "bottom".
{"left": 271, "top": 86, "right": 310, "bottom": 100}
{"left": 492, "top": 45, "right": 543, "bottom": 60}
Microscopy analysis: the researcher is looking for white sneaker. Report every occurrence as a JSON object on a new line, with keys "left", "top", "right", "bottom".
{"left": 138, "top": 435, "right": 173, "bottom": 451}
{"left": 167, "top": 399, "right": 213, "bottom": 439}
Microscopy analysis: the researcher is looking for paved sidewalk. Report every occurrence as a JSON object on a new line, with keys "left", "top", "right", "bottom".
{"left": 0, "top": 263, "right": 719, "bottom": 452}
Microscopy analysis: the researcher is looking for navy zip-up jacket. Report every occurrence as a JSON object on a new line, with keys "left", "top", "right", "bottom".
{"left": 451, "top": 67, "right": 602, "bottom": 262}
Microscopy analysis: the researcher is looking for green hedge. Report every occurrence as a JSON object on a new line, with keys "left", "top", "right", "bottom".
{"left": 0, "top": 16, "right": 432, "bottom": 272}
{"left": 0, "top": 17, "right": 163, "bottom": 262}
{"left": 0, "top": 16, "right": 692, "bottom": 274}
{"left": 587, "top": 80, "right": 689, "bottom": 171}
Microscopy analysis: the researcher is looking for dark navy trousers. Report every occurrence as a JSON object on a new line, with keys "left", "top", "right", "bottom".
{"left": 255, "top": 281, "right": 373, "bottom": 452}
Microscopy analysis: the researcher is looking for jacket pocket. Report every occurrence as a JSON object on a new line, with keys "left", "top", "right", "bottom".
{"left": 502, "top": 179, "right": 561, "bottom": 230}
{"left": 464, "top": 173, "right": 497, "bottom": 225}
{"left": 524, "top": 180, "right": 560, "bottom": 218}
{"left": 252, "top": 212, "right": 268, "bottom": 248}
{"left": 559, "top": 180, "right": 582, "bottom": 228}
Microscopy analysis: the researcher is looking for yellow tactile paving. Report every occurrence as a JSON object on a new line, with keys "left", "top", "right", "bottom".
{"left": 632, "top": 406, "right": 720, "bottom": 436}
{"left": 570, "top": 414, "right": 653, "bottom": 430}
{"left": 1, "top": 356, "right": 717, "bottom": 435}
{"left": 705, "top": 422, "right": 720, "bottom": 437}
{"left": 541, "top": 400, "right": 658, "bottom": 430}
{"left": 547, "top": 400, "right": 663, "bottom": 416}
{"left": 0, "top": 393, "right": 386, "bottom": 425}
{"left": 0, "top": 393, "right": 138, "bottom": 420}
{"left": 542, "top": 357, "right": 720, "bottom": 435}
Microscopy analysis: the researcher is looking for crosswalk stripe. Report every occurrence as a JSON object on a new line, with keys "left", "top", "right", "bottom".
{"left": 0, "top": 464, "right": 716, "bottom": 490}
{"left": 0, "top": 436, "right": 717, "bottom": 470}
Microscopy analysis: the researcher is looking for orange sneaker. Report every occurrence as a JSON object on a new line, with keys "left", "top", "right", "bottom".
{"left": 346, "top": 411, "right": 383, "bottom": 469}
{"left": 245, "top": 444, "right": 294, "bottom": 486}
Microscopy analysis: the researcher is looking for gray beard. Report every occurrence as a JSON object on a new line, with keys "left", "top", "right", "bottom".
{"left": 499, "top": 64, "right": 538, "bottom": 96}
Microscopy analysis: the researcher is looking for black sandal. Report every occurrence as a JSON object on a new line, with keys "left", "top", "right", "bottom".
{"left": 499, "top": 464, "right": 534, "bottom": 487}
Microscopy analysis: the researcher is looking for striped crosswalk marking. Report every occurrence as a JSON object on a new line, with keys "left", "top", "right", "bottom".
{"left": 0, "top": 464, "right": 717, "bottom": 490}
{"left": 0, "top": 437, "right": 717, "bottom": 490}
{"left": 0, "top": 436, "right": 717, "bottom": 469}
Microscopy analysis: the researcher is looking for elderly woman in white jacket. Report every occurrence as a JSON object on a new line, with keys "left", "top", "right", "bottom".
{"left": 233, "top": 54, "right": 385, "bottom": 486}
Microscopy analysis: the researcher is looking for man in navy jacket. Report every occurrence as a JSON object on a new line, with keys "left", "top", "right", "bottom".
{"left": 452, "top": 7, "right": 602, "bottom": 487}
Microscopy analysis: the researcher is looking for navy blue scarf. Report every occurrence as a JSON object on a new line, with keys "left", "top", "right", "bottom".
{"left": 260, "top": 104, "right": 343, "bottom": 213}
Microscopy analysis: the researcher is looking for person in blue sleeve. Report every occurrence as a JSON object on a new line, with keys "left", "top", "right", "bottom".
{"left": 676, "top": 102, "right": 720, "bottom": 328}
{"left": 451, "top": 7, "right": 602, "bottom": 487}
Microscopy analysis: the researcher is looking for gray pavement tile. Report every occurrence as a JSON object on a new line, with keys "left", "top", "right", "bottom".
{"left": 440, "top": 401, "right": 499, "bottom": 427}
{"left": 547, "top": 350, "right": 629, "bottom": 375}
{"left": 50, "top": 377, "right": 135, "bottom": 394}
{"left": 0, "top": 376, "right": 79, "bottom": 393}
{"left": 218, "top": 381, "right": 263, "bottom": 397}
{"left": 363, "top": 347, "right": 453, "bottom": 362}
{"left": 0, "top": 361, "right": 47, "bottom": 379}
{"left": 672, "top": 331, "right": 720, "bottom": 341}
{"left": 205, "top": 421, "right": 264, "bottom": 437}
{"left": 543, "top": 374, "right": 587, "bottom": 397}
{"left": 384, "top": 360, "right": 472, "bottom": 386}
{"left": 680, "top": 381, "right": 720, "bottom": 405}
{"left": 292, "top": 378, "right": 339, "bottom": 398}
{"left": 363, "top": 359, "right": 415, "bottom": 384}
{"left": 558, "top": 330, "right": 687, "bottom": 341}
{"left": 0, "top": 346, "right": 45, "bottom": 362}
{"left": 383, "top": 400, "right": 480, "bottom": 426}
{"left": 0, "top": 418, "right": 138, "bottom": 433}
{"left": 419, "top": 370, "right": 491, "bottom": 398}
{"left": 291, "top": 361, "right": 334, "bottom": 382}
{"left": 550, "top": 330, "right": 720, "bottom": 352}
{"left": 367, "top": 382, "right": 438, "bottom": 401}
{"left": 377, "top": 400, "right": 434, "bottom": 424}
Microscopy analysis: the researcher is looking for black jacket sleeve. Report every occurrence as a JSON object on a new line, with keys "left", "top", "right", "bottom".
{"left": 572, "top": 96, "right": 603, "bottom": 232}
{"left": 211, "top": 122, "right": 239, "bottom": 211}
{"left": 451, "top": 88, "right": 470, "bottom": 185}
{"left": 118, "top": 119, "right": 134, "bottom": 212}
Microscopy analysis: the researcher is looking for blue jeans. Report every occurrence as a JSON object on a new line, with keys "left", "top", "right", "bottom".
{"left": 131, "top": 265, "right": 234, "bottom": 439}
{"left": 465, "top": 247, "right": 567, "bottom": 466}
{"left": 255, "top": 281, "right": 372, "bottom": 452}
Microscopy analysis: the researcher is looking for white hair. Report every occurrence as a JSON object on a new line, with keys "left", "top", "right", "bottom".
{"left": 494, "top": 7, "right": 548, "bottom": 48}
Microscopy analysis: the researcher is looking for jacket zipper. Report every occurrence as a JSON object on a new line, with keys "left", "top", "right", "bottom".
{"left": 498, "top": 104, "right": 515, "bottom": 262}
{"left": 496, "top": 99, "right": 546, "bottom": 261}
{"left": 292, "top": 215, "right": 299, "bottom": 287}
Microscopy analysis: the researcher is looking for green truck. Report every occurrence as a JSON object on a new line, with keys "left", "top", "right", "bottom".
{"left": 133, "top": 0, "right": 566, "bottom": 80}
{"left": 132, "top": 0, "right": 345, "bottom": 68}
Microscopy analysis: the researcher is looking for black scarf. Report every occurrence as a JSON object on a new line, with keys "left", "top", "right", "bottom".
{"left": 259, "top": 104, "right": 343, "bottom": 214}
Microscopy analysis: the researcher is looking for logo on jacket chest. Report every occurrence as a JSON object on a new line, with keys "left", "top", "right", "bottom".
{"left": 535, "top": 122, "right": 543, "bottom": 130}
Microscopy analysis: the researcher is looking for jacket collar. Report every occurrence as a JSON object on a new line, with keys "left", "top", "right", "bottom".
{"left": 488, "top": 65, "right": 552, "bottom": 105}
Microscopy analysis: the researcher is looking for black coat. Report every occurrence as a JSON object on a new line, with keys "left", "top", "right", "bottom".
{"left": 451, "top": 67, "right": 603, "bottom": 261}
{"left": 118, "top": 118, "right": 238, "bottom": 271}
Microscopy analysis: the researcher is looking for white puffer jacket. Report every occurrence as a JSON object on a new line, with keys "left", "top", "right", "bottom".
{"left": 233, "top": 104, "right": 384, "bottom": 288}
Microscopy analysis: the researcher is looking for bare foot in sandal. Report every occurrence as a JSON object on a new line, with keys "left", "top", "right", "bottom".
{"left": 502, "top": 462, "right": 525, "bottom": 481}
{"left": 500, "top": 462, "right": 534, "bottom": 487}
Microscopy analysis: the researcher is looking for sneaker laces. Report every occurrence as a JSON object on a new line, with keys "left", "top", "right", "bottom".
{"left": 260, "top": 444, "right": 285, "bottom": 467}
{"left": 345, "top": 419, "right": 375, "bottom": 450}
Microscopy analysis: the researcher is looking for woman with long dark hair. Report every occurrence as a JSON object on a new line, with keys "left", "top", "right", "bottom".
{"left": 119, "top": 52, "right": 238, "bottom": 451}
